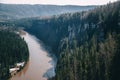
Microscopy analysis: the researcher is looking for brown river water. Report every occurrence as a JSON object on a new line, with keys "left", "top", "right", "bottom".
{"left": 10, "top": 32, "right": 56, "bottom": 80}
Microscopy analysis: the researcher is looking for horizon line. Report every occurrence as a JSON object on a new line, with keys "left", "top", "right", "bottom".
{"left": 0, "top": 2, "right": 110, "bottom": 6}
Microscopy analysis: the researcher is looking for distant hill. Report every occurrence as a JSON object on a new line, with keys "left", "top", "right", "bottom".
{"left": 0, "top": 4, "right": 96, "bottom": 19}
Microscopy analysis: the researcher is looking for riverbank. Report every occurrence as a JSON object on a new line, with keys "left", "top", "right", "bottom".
{"left": 9, "top": 30, "right": 29, "bottom": 79}
{"left": 10, "top": 31, "right": 56, "bottom": 80}
{"left": 0, "top": 30, "right": 29, "bottom": 80}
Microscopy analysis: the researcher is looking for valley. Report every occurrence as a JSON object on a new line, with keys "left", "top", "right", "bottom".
{"left": 0, "top": 1, "right": 120, "bottom": 80}
{"left": 10, "top": 32, "right": 56, "bottom": 80}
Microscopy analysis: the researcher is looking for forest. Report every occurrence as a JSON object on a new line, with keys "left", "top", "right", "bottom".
{"left": 0, "top": 1, "right": 119, "bottom": 80}
{"left": 0, "top": 30, "right": 29, "bottom": 80}
{"left": 14, "top": 1, "right": 120, "bottom": 80}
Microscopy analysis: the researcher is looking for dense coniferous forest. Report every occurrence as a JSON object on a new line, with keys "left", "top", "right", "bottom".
{"left": 14, "top": 1, "right": 120, "bottom": 80}
{"left": 0, "top": 30, "right": 29, "bottom": 80}
{"left": 0, "top": 1, "right": 120, "bottom": 80}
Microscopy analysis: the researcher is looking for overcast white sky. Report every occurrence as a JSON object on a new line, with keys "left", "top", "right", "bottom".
{"left": 0, "top": 0, "right": 118, "bottom": 5}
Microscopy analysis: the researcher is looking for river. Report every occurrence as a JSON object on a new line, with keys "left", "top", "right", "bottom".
{"left": 10, "top": 32, "right": 56, "bottom": 80}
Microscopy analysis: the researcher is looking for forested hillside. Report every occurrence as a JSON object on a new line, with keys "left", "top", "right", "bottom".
{"left": 0, "top": 30, "right": 29, "bottom": 79}
{"left": 10, "top": 1, "right": 120, "bottom": 80}
{"left": 0, "top": 3, "right": 95, "bottom": 20}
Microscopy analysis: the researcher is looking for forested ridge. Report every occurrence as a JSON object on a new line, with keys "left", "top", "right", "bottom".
{"left": 14, "top": 1, "right": 120, "bottom": 80}
{"left": 2, "top": 1, "right": 120, "bottom": 80}
{"left": 0, "top": 30, "right": 29, "bottom": 80}
{"left": 0, "top": 3, "right": 95, "bottom": 20}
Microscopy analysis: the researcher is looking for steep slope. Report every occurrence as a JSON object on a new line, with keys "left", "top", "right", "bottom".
{"left": 14, "top": 1, "right": 120, "bottom": 80}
